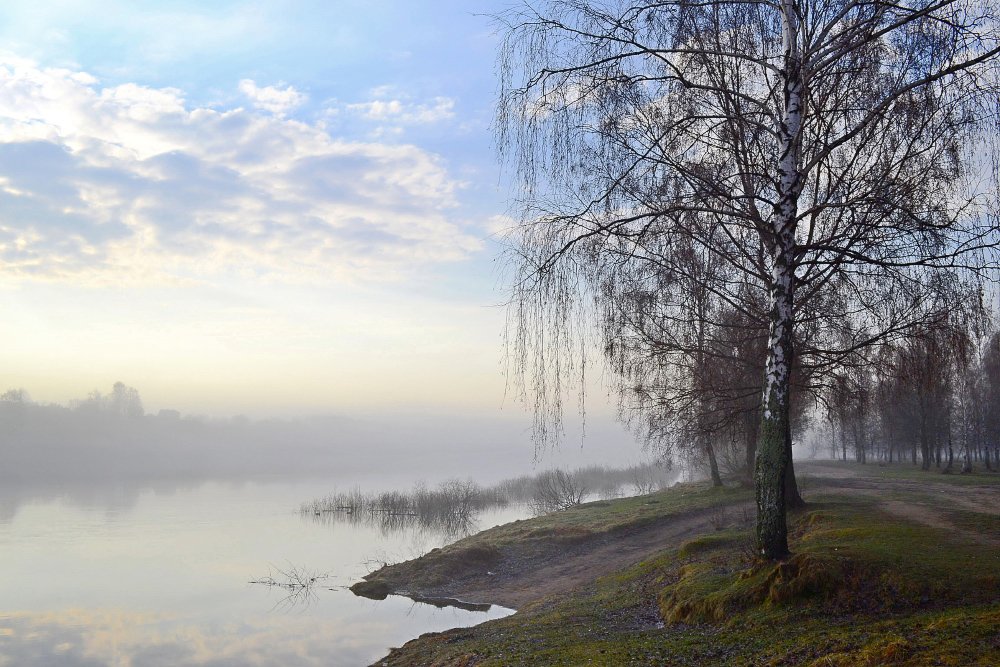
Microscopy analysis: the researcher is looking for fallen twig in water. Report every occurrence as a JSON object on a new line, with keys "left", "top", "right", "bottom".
{"left": 249, "top": 564, "right": 330, "bottom": 610}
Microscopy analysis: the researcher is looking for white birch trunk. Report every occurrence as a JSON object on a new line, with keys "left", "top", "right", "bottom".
{"left": 754, "top": 0, "right": 803, "bottom": 559}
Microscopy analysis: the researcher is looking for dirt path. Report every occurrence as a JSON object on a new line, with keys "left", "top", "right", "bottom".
{"left": 450, "top": 504, "right": 752, "bottom": 609}
{"left": 355, "top": 500, "right": 754, "bottom": 611}
{"left": 797, "top": 462, "right": 1000, "bottom": 546}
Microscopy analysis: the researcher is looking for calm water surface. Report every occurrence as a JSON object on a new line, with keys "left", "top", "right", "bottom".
{"left": 0, "top": 477, "right": 526, "bottom": 666}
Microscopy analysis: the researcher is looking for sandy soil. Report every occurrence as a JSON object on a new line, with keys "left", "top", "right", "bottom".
{"left": 453, "top": 505, "right": 753, "bottom": 609}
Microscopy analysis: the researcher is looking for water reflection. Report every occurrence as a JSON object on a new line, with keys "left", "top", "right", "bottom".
{"left": 249, "top": 565, "right": 332, "bottom": 611}
{"left": 0, "top": 477, "right": 259, "bottom": 525}
{"left": 305, "top": 506, "right": 482, "bottom": 542}
{"left": 0, "top": 609, "right": 419, "bottom": 667}
{"left": 0, "top": 593, "right": 511, "bottom": 666}
{"left": 0, "top": 478, "right": 520, "bottom": 667}
{"left": 398, "top": 594, "right": 493, "bottom": 613}
{"left": 300, "top": 480, "right": 525, "bottom": 544}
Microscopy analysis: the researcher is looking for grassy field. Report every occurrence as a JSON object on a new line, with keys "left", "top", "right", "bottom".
{"left": 366, "top": 463, "right": 1000, "bottom": 666}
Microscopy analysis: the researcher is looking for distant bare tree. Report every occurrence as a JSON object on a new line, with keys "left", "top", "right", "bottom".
{"left": 499, "top": 0, "right": 1000, "bottom": 558}
{"left": 0, "top": 388, "right": 29, "bottom": 403}
{"left": 825, "top": 365, "right": 876, "bottom": 464}
{"left": 631, "top": 466, "right": 657, "bottom": 495}
{"left": 888, "top": 320, "right": 971, "bottom": 469}
{"left": 72, "top": 382, "right": 144, "bottom": 417}
{"left": 109, "top": 381, "right": 144, "bottom": 418}
{"left": 530, "top": 469, "right": 587, "bottom": 513}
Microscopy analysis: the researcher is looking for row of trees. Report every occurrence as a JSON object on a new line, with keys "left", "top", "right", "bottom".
{"left": 0, "top": 386, "right": 358, "bottom": 483}
{"left": 496, "top": 0, "right": 1000, "bottom": 558}
{"left": 2, "top": 381, "right": 144, "bottom": 418}
{"left": 824, "top": 323, "right": 1000, "bottom": 471}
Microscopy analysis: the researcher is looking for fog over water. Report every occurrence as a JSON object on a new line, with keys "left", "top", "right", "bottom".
{"left": 0, "top": 389, "right": 655, "bottom": 665}
{"left": 0, "top": 475, "right": 526, "bottom": 666}
{"left": 0, "top": 393, "right": 642, "bottom": 489}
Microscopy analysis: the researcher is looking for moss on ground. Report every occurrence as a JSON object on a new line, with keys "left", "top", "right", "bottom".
{"left": 481, "top": 481, "right": 749, "bottom": 538}
{"left": 660, "top": 496, "right": 998, "bottom": 626}
{"left": 373, "top": 477, "right": 1000, "bottom": 666}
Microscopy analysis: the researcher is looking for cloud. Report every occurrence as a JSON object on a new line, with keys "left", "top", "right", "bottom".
{"left": 237, "top": 79, "right": 306, "bottom": 117}
{"left": 484, "top": 214, "right": 517, "bottom": 239}
{"left": 347, "top": 96, "right": 455, "bottom": 125}
{"left": 0, "top": 57, "right": 481, "bottom": 286}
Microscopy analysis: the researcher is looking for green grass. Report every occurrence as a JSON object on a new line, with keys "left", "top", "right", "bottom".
{"left": 662, "top": 495, "right": 997, "bottom": 623}
{"left": 376, "top": 489, "right": 1000, "bottom": 666}
{"left": 940, "top": 506, "right": 1000, "bottom": 536}
{"left": 484, "top": 481, "right": 749, "bottom": 539}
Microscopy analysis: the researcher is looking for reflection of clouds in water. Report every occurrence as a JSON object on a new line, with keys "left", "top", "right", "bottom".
{"left": 0, "top": 480, "right": 518, "bottom": 666}
{"left": 0, "top": 610, "right": 385, "bottom": 666}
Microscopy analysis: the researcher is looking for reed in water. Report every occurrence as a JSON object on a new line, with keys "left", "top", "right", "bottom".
{"left": 301, "top": 463, "right": 677, "bottom": 537}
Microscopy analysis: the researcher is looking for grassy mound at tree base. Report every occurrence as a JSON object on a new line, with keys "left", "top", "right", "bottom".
{"left": 661, "top": 498, "right": 999, "bottom": 625}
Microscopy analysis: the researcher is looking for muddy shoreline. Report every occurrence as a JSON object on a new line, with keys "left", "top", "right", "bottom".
{"left": 352, "top": 499, "right": 753, "bottom": 610}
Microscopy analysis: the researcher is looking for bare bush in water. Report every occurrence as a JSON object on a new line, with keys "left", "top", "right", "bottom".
{"left": 302, "top": 462, "right": 679, "bottom": 532}
{"left": 529, "top": 469, "right": 587, "bottom": 514}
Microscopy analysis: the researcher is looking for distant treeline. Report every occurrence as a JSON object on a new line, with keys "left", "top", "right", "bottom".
{"left": 815, "top": 326, "right": 1000, "bottom": 471}
{"left": 614, "top": 319, "right": 1000, "bottom": 485}
{"left": 0, "top": 382, "right": 631, "bottom": 485}
{"left": 0, "top": 383, "right": 352, "bottom": 482}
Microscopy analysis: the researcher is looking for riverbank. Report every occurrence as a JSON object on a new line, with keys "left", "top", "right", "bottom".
{"left": 355, "top": 461, "right": 1000, "bottom": 666}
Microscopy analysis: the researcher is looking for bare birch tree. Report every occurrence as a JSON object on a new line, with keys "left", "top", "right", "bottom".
{"left": 982, "top": 328, "right": 1000, "bottom": 467}
{"left": 498, "top": 0, "right": 1000, "bottom": 558}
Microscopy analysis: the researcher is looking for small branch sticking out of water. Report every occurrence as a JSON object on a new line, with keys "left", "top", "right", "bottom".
{"left": 249, "top": 564, "right": 330, "bottom": 610}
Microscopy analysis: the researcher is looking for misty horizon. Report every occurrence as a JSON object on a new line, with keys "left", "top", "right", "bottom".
{"left": 0, "top": 380, "right": 652, "bottom": 488}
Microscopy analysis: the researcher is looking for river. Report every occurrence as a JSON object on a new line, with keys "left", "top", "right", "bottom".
{"left": 0, "top": 476, "right": 527, "bottom": 666}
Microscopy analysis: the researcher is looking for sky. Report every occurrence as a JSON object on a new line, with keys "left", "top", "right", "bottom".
{"left": 0, "top": 0, "right": 545, "bottom": 418}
